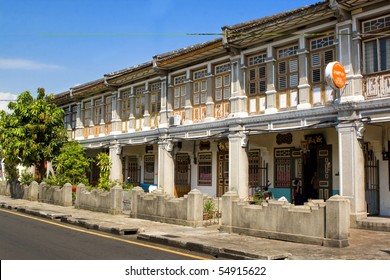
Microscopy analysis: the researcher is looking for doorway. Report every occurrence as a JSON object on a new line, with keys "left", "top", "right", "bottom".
{"left": 303, "top": 145, "right": 332, "bottom": 200}
{"left": 217, "top": 152, "right": 229, "bottom": 197}
{"left": 174, "top": 154, "right": 191, "bottom": 197}
{"left": 364, "top": 143, "right": 379, "bottom": 215}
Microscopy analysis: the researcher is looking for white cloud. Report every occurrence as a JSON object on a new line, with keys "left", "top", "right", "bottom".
{"left": 0, "top": 58, "right": 62, "bottom": 70}
{"left": 0, "top": 92, "right": 18, "bottom": 112}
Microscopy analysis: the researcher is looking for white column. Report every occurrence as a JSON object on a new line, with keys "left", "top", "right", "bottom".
{"left": 157, "top": 139, "right": 175, "bottom": 196}
{"left": 228, "top": 130, "right": 249, "bottom": 199}
{"left": 337, "top": 21, "right": 364, "bottom": 103}
{"left": 111, "top": 91, "right": 122, "bottom": 134}
{"left": 184, "top": 71, "right": 193, "bottom": 125}
{"left": 75, "top": 102, "right": 84, "bottom": 140}
{"left": 99, "top": 96, "right": 105, "bottom": 137}
{"left": 109, "top": 144, "right": 123, "bottom": 182}
{"left": 337, "top": 120, "right": 367, "bottom": 226}
{"left": 229, "top": 57, "right": 247, "bottom": 117}
{"left": 297, "top": 35, "right": 311, "bottom": 109}
{"left": 128, "top": 87, "right": 135, "bottom": 132}
{"left": 265, "top": 45, "right": 278, "bottom": 114}
{"left": 159, "top": 77, "right": 169, "bottom": 127}
{"left": 143, "top": 82, "right": 151, "bottom": 130}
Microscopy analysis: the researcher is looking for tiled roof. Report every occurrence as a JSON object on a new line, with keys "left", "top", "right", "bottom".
{"left": 154, "top": 38, "right": 223, "bottom": 63}
{"left": 105, "top": 61, "right": 153, "bottom": 79}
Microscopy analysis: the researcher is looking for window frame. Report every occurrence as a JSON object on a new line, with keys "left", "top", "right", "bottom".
{"left": 362, "top": 14, "right": 390, "bottom": 75}
{"left": 144, "top": 155, "right": 155, "bottom": 184}
{"left": 104, "top": 96, "right": 112, "bottom": 124}
{"left": 83, "top": 101, "right": 92, "bottom": 126}
{"left": 276, "top": 44, "right": 299, "bottom": 92}
{"left": 247, "top": 52, "right": 267, "bottom": 96}
{"left": 214, "top": 62, "right": 231, "bottom": 119}
{"left": 93, "top": 98, "right": 103, "bottom": 125}
{"left": 198, "top": 152, "right": 212, "bottom": 186}
{"left": 135, "top": 86, "right": 145, "bottom": 119}
{"left": 363, "top": 36, "right": 390, "bottom": 74}
{"left": 150, "top": 82, "right": 161, "bottom": 116}
{"left": 309, "top": 32, "right": 335, "bottom": 84}
{"left": 173, "top": 74, "right": 186, "bottom": 111}
{"left": 70, "top": 104, "right": 77, "bottom": 129}
{"left": 120, "top": 90, "right": 131, "bottom": 120}
{"left": 192, "top": 69, "right": 208, "bottom": 122}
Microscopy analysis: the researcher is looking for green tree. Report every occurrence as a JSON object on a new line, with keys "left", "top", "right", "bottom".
{"left": 52, "top": 141, "right": 91, "bottom": 186}
{"left": 96, "top": 152, "right": 111, "bottom": 191}
{"left": 0, "top": 88, "right": 68, "bottom": 181}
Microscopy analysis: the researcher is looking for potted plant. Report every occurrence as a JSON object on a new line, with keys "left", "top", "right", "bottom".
{"left": 203, "top": 198, "right": 215, "bottom": 220}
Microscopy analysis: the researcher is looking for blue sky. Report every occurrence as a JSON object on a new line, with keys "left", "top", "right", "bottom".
{"left": 0, "top": 0, "right": 319, "bottom": 109}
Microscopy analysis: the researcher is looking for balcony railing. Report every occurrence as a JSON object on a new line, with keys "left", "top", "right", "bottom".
{"left": 363, "top": 73, "right": 390, "bottom": 99}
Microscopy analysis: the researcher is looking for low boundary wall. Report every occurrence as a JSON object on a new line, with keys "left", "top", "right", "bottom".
{"left": 1, "top": 181, "right": 130, "bottom": 214}
{"left": 0, "top": 181, "right": 10, "bottom": 196}
{"left": 130, "top": 187, "right": 204, "bottom": 227}
{"left": 1, "top": 181, "right": 351, "bottom": 247}
{"left": 38, "top": 182, "right": 72, "bottom": 207}
{"left": 220, "top": 191, "right": 350, "bottom": 247}
{"left": 1, "top": 181, "right": 71, "bottom": 206}
{"left": 75, "top": 184, "right": 123, "bottom": 214}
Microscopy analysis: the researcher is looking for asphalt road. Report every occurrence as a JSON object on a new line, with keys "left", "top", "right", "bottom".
{"left": 0, "top": 209, "right": 208, "bottom": 260}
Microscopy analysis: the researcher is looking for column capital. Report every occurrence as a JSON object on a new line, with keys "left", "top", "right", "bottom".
{"left": 228, "top": 130, "right": 249, "bottom": 148}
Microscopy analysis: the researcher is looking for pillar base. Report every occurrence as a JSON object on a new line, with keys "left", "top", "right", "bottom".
{"left": 349, "top": 212, "right": 368, "bottom": 228}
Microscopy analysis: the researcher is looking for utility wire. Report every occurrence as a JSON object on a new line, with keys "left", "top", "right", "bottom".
{"left": 32, "top": 31, "right": 390, "bottom": 37}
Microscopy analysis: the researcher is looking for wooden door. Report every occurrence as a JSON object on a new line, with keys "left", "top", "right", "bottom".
{"left": 317, "top": 145, "right": 332, "bottom": 200}
{"left": 217, "top": 152, "right": 229, "bottom": 197}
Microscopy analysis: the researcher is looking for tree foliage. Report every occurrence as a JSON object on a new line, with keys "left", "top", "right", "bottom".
{"left": 96, "top": 152, "right": 111, "bottom": 191}
{"left": 50, "top": 141, "right": 91, "bottom": 186}
{"left": 0, "top": 88, "right": 68, "bottom": 181}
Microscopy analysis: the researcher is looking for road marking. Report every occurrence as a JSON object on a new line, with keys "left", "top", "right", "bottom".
{"left": 0, "top": 208, "right": 209, "bottom": 260}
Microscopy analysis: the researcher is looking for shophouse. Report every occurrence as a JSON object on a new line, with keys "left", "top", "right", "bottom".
{"left": 54, "top": 0, "right": 390, "bottom": 224}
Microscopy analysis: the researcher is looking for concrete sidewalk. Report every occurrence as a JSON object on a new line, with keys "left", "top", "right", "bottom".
{"left": 1, "top": 195, "right": 390, "bottom": 260}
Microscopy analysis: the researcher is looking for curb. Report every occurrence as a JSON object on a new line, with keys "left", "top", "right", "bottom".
{"left": 137, "top": 233, "right": 291, "bottom": 260}
{"left": 1, "top": 201, "right": 290, "bottom": 260}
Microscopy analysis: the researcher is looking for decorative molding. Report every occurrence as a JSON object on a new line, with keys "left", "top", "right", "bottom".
{"left": 276, "top": 133, "right": 293, "bottom": 145}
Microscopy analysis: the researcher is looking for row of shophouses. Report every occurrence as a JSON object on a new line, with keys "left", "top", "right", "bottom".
{"left": 54, "top": 0, "right": 390, "bottom": 224}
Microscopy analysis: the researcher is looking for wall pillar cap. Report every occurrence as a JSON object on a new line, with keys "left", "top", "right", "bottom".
{"left": 188, "top": 189, "right": 202, "bottom": 194}
{"left": 327, "top": 194, "right": 349, "bottom": 202}
{"left": 133, "top": 186, "right": 144, "bottom": 192}
{"left": 223, "top": 191, "right": 239, "bottom": 197}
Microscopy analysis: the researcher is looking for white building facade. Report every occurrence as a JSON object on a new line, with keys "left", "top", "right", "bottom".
{"left": 54, "top": 0, "right": 390, "bottom": 224}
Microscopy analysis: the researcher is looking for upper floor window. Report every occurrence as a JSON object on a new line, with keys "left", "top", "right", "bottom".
{"left": 105, "top": 96, "right": 112, "bottom": 123}
{"left": 94, "top": 99, "right": 103, "bottom": 125}
{"left": 150, "top": 82, "right": 161, "bottom": 115}
{"left": 363, "top": 15, "right": 390, "bottom": 34}
{"left": 121, "top": 90, "right": 131, "bottom": 120}
{"left": 83, "top": 101, "right": 92, "bottom": 126}
{"left": 71, "top": 104, "right": 77, "bottom": 129}
{"left": 248, "top": 53, "right": 267, "bottom": 95}
{"left": 363, "top": 15, "right": 390, "bottom": 74}
{"left": 193, "top": 69, "right": 208, "bottom": 107}
{"left": 135, "top": 86, "right": 145, "bottom": 118}
{"left": 215, "top": 62, "right": 231, "bottom": 118}
{"left": 310, "top": 32, "right": 335, "bottom": 84}
{"left": 63, "top": 107, "right": 70, "bottom": 129}
{"left": 277, "top": 44, "right": 299, "bottom": 91}
{"left": 173, "top": 74, "right": 186, "bottom": 110}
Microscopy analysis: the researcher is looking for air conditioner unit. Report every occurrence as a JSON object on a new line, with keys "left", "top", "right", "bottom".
{"left": 169, "top": 115, "right": 181, "bottom": 126}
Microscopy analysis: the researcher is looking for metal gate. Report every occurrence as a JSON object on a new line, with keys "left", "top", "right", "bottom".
{"left": 174, "top": 154, "right": 191, "bottom": 197}
{"left": 248, "top": 150, "right": 268, "bottom": 195}
{"left": 364, "top": 145, "right": 380, "bottom": 215}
